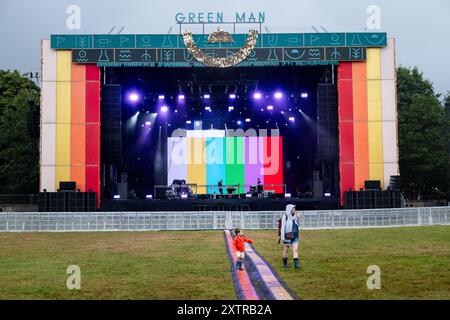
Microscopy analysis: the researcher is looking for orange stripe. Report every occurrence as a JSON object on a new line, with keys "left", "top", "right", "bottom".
{"left": 70, "top": 165, "right": 85, "bottom": 191}
{"left": 70, "top": 124, "right": 85, "bottom": 166}
{"left": 70, "top": 64, "right": 86, "bottom": 191}
{"left": 71, "top": 82, "right": 85, "bottom": 124}
{"left": 71, "top": 63, "right": 85, "bottom": 82}
{"left": 352, "top": 62, "right": 368, "bottom": 121}
{"left": 352, "top": 62, "right": 369, "bottom": 190}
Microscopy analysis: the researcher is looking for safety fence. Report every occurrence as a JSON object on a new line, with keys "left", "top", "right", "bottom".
{"left": 0, "top": 207, "right": 449, "bottom": 232}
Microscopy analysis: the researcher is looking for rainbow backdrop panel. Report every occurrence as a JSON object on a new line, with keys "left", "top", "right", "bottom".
{"left": 337, "top": 38, "right": 399, "bottom": 203}
{"left": 167, "top": 130, "right": 284, "bottom": 194}
{"left": 40, "top": 40, "right": 101, "bottom": 205}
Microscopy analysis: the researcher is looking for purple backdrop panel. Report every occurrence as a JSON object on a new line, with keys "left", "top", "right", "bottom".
{"left": 245, "top": 136, "right": 263, "bottom": 190}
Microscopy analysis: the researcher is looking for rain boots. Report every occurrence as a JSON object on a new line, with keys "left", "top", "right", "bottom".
{"left": 294, "top": 258, "right": 300, "bottom": 269}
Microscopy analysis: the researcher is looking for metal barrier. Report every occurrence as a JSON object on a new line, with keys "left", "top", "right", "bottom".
{"left": 0, "top": 207, "right": 449, "bottom": 232}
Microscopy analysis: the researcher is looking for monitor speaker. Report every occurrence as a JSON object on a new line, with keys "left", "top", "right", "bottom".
{"left": 364, "top": 180, "right": 381, "bottom": 190}
{"left": 59, "top": 181, "right": 76, "bottom": 192}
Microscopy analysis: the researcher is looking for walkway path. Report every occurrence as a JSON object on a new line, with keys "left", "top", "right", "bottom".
{"left": 223, "top": 230, "right": 297, "bottom": 300}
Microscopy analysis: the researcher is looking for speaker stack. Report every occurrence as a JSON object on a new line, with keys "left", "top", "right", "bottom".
{"left": 344, "top": 180, "right": 402, "bottom": 209}
{"left": 38, "top": 182, "right": 97, "bottom": 212}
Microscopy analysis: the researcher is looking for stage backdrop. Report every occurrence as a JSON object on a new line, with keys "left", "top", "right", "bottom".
{"left": 40, "top": 40, "right": 101, "bottom": 205}
{"left": 167, "top": 130, "right": 284, "bottom": 194}
{"left": 337, "top": 38, "right": 398, "bottom": 203}
{"left": 40, "top": 32, "right": 399, "bottom": 206}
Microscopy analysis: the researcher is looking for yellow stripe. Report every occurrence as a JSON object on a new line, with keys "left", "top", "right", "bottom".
{"left": 366, "top": 48, "right": 384, "bottom": 187}
{"left": 55, "top": 167, "right": 71, "bottom": 190}
{"left": 367, "top": 48, "right": 381, "bottom": 79}
{"left": 367, "top": 80, "right": 382, "bottom": 121}
{"left": 187, "top": 137, "right": 206, "bottom": 194}
{"left": 56, "top": 51, "right": 72, "bottom": 187}
{"left": 56, "top": 51, "right": 72, "bottom": 81}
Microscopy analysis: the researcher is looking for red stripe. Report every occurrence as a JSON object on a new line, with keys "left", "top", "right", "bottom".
{"left": 263, "top": 136, "right": 284, "bottom": 194}
{"left": 338, "top": 62, "right": 355, "bottom": 204}
{"left": 84, "top": 67, "right": 101, "bottom": 207}
{"left": 85, "top": 65, "right": 100, "bottom": 81}
{"left": 85, "top": 124, "right": 99, "bottom": 165}
{"left": 86, "top": 82, "right": 100, "bottom": 123}
{"left": 85, "top": 166, "right": 100, "bottom": 199}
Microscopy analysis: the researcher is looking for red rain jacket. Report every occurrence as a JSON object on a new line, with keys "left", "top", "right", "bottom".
{"left": 233, "top": 235, "right": 253, "bottom": 252}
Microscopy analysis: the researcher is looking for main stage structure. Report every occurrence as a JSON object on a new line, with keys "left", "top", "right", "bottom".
{"left": 39, "top": 30, "right": 399, "bottom": 210}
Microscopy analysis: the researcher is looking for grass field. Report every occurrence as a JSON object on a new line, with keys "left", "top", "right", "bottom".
{"left": 0, "top": 231, "right": 235, "bottom": 299}
{"left": 246, "top": 226, "right": 450, "bottom": 299}
{"left": 0, "top": 226, "right": 449, "bottom": 299}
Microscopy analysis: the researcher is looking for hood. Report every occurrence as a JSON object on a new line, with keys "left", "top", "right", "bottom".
{"left": 286, "top": 204, "right": 296, "bottom": 216}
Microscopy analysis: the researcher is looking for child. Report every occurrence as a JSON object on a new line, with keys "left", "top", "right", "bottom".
{"left": 233, "top": 228, "right": 253, "bottom": 271}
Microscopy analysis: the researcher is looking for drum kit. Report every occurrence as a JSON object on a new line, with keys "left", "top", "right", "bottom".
{"left": 166, "top": 180, "right": 196, "bottom": 199}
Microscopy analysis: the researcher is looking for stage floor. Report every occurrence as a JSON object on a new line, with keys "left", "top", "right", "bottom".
{"left": 100, "top": 197, "right": 339, "bottom": 212}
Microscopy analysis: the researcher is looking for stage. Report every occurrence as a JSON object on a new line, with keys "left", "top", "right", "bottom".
{"left": 39, "top": 30, "right": 399, "bottom": 212}
{"left": 100, "top": 197, "right": 339, "bottom": 212}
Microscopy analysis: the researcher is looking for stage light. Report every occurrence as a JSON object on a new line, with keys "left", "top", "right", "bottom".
{"left": 285, "top": 193, "right": 292, "bottom": 198}
{"left": 146, "top": 194, "right": 153, "bottom": 199}
{"left": 203, "top": 94, "right": 210, "bottom": 99}
{"left": 158, "top": 95, "right": 165, "bottom": 100}
{"left": 228, "top": 106, "right": 234, "bottom": 112}
{"left": 160, "top": 106, "right": 168, "bottom": 112}
{"left": 178, "top": 94, "right": 185, "bottom": 100}
{"left": 289, "top": 117, "right": 295, "bottom": 122}
{"left": 181, "top": 193, "right": 188, "bottom": 199}
{"left": 113, "top": 195, "right": 120, "bottom": 199}
{"left": 253, "top": 92, "right": 262, "bottom": 100}
{"left": 245, "top": 118, "right": 251, "bottom": 123}
{"left": 324, "top": 192, "right": 331, "bottom": 197}
{"left": 229, "top": 94, "right": 236, "bottom": 99}
{"left": 267, "top": 105, "right": 274, "bottom": 110}
{"left": 195, "top": 121, "right": 202, "bottom": 127}
{"left": 128, "top": 93, "right": 139, "bottom": 102}
{"left": 301, "top": 92, "right": 308, "bottom": 99}
{"left": 145, "top": 121, "right": 152, "bottom": 126}
{"left": 237, "top": 120, "right": 242, "bottom": 125}
{"left": 245, "top": 194, "right": 252, "bottom": 198}
{"left": 186, "top": 120, "right": 192, "bottom": 124}
{"left": 205, "top": 106, "right": 211, "bottom": 112}
{"left": 274, "top": 92, "right": 283, "bottom": 99}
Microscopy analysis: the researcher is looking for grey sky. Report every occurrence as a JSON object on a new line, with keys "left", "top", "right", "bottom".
{"left": 0, "top": 0, "right": 449, "bottom": 94}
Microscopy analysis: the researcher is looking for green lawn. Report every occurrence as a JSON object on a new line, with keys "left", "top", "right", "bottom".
{"left": 246, "top": 226, "right": 450, "bottom": 300}
{"left": 0, "top": 231, "right": 235, "bottom": 299}
{"left": 0, "top": 226, "right": 449, "bottom": 300}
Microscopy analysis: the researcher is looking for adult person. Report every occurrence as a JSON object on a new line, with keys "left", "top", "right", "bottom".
{"left": 256, "top": 178, "right": 263, "bottom": 194}
{"left": 280, "top": 204, "right": 301, "bottom": 269}
{"left": 218, "top": 179, "right": 223, "bottom": 195}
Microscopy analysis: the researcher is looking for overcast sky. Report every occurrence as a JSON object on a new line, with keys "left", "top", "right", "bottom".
{"left": 0, "top": 0, "right": 448, "bottom": 94}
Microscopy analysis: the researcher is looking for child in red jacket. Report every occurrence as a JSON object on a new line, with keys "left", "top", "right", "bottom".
{"left": 233, "top": 228, "right": 253, "bottom": 271}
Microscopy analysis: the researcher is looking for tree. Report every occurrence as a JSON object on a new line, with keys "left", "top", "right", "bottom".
{"left": 397, "top": 67, "right": 447, "bottom": 200}
{"left": 445, "top": 94, "right": 450, "bottom": 201}
{"left": 0, "top": 70, "right": 40, "bottom": 194}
